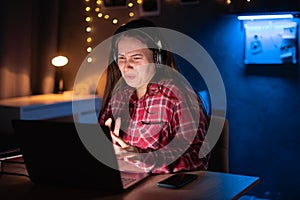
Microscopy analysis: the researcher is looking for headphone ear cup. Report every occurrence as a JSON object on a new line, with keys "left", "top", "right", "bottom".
{"left": 113, "top": 49, "right": 117, "bottom": 63}
{"left": 154, "top": 50, "right": 162, "bottom": 64}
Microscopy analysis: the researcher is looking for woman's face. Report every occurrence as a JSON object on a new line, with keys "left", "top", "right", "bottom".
{"left": 116, "top": 36, "right": 156, "bottom": 91}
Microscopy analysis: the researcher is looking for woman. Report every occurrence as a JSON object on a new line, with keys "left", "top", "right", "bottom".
{"left": 99, "top": 19, "right": 209, "bottom": 174}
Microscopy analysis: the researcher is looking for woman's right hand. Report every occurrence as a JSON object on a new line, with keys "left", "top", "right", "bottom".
{"left": 104, "top": 117, "right": 138, "bottom": 153}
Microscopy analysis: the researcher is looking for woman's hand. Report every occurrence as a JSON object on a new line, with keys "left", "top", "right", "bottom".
{"left": 105, "top": 117, "right": 138, "bottom": 153}
{"left": 104, "top": 117, "right": 154, "bottom": 172}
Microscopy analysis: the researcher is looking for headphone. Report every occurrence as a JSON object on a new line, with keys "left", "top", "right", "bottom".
{"left": 153, "top": 39, "right": 163, "bottom": 64}
{"left": 112, "top": 20, "right": 164, "bottom": 65}
{"left": 137, "top": 29, "right": 163, "bottom": 64}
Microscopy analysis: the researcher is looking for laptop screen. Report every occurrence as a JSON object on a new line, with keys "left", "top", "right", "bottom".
{"left": 11, "top": 119, "right": 149, "bottom": 192}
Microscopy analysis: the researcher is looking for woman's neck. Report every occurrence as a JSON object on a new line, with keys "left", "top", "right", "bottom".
{"left": 136, "top": 84, "right": 148, "bottom": 99}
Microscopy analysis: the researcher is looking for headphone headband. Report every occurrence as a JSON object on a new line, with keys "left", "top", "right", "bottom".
{"left": 112, "top": 27, "right": 163, "bottom": 64}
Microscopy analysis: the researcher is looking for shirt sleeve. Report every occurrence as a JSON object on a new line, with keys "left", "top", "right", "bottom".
{"left": 98, "top": 100, "right": 112, "bottom": 126}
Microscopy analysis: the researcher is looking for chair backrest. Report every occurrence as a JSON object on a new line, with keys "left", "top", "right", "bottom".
{"left": 207, "top": 117, "right": 229, "bottom": 173}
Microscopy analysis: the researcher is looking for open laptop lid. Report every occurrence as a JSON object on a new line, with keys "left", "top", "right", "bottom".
{"left": 11, "top": 119, "right": 148, "bottom": 192}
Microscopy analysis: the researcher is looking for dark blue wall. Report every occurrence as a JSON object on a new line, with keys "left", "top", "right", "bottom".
{"left": 184, "top": 15, "right": 300, "bottom": 199}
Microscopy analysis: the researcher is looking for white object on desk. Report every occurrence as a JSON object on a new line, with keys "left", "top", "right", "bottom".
{"left": 0, "top": 91, "right": 101, "bottom": 134}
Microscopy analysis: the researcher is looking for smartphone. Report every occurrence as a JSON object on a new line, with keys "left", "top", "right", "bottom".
{"left": 157, "top": 173, "right": 198, "bottom": 189}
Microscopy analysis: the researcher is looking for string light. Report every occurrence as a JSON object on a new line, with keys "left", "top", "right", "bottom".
{"left": 112, "top": 19, "right": 118, "bottom": 24}
{"left": 95, "top": 7, "right": 100, "bottom": 12}
{"left": 128, "top": 2, "right": 134, "bottom": 7}
{"left": 97, "top": 13, "right": 102, "bottom": 18}
{"left": 86, "top": 37, "right": 92, "bottom": 43}
{"left": 85, "top": 6, "right": 91, "bottom": 12}
{"left": 129, "top": 11, "right": 135, "bottom": 17}
{"left": 85, "top": 0, "right": 93, "bottom": 55}
{"left": 83, "top": 0, "right": 141, "bottom": 55}
{"left": 86, "top": 26, "right": 92, "bottom": 32}
{"left": 96, "top": 0, "right": 102, "bottom": 5}
{"left": 87, "top": 57, "right": 93, "bottom": 63}
{"left": 81, "top": 0, "right": 240, "bottom": 59}
{"left": 87, "top": 47, "right": 92, "bottom": 53}
{"left": 85, "top": 16, "right": 92, "bottom": 22}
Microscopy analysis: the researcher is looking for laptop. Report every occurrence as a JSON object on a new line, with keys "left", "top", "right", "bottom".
{"left": 11, "top": 119, "right": 150, "bottom": 193}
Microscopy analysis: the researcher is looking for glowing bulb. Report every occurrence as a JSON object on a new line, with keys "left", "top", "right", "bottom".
{"left": 86, "top": 26, "right": 92, "bottom": 32}
{"left": 85, "top": 17, "right": 92, "bottom": 22}
{"left": 51, "top": 56, "right": 68, "bottom": 67}
{"left": 85, "top": 6, "right": 91, "bottom": 12}
{"left": 112, "top": 19, "right": 118, "bottom": 24}
{"left": 96, "top": 0, "right": 102, "bottom": 5}
{"left": 98, "top": 13, "right": 103, "bottom": 18}
{"left": 129, "top": 12, "right": 135, "bottom": 17}
{"left": 104, "top": 14, "right": 109, "bottom": 19}
{"left": 86, "top": 37, "right": 92, "bottom": 43}
{"left": 87, "top": 47, "right": 92, "bottom": 53}
{"left": 87, "top": 57, "right": 93, "bottom": 63}
{"left": 95, "top": 7, "right": 100, "bottom": 12}
{"left": 137, "top": 0, "right": 142, "bottom": 4}
{"left": 128, "top": 2, "right": 133, "bottom": 7}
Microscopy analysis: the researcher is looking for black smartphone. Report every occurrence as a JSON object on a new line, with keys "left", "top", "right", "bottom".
{"left": 157, "top": 173, "right": 198, "bottom": 189}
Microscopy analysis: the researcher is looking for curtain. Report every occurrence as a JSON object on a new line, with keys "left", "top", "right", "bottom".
{"left": 0, "top": 0, "right": 59, "bottom": 99}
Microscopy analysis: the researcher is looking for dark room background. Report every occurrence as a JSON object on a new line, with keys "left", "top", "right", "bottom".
{"left": 1, "top": 0, "right": 300, "bottom": 199}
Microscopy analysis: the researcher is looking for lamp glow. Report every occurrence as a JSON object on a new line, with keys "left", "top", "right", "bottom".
{"left": 51, "top": 55, "right": 68, "bottom": 93}
{"left": 237, "top": 14, "right": 293, "bottom": 21}
{"left": 51, "top": 56, "right": 69, "bottom": 67}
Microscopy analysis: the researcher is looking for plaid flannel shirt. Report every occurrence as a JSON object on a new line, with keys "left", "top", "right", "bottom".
{"left": 99, "top": 80, "right": 209, "bottom": 174}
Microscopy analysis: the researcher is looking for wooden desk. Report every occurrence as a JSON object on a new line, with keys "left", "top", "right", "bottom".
{"left": 0, "top": 92, "right": 101, "bottom": 134}
{"left": 0, "top": 157, "right": 260, "bottom": 200}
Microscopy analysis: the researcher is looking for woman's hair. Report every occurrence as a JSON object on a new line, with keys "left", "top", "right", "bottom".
{"left": 99, "top": 19, "right": 179, "bottom": 115}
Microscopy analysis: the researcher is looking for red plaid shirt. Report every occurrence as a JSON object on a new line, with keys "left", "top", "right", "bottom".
{"left": 99, "top": 80, "right": 209, "bottom": 174}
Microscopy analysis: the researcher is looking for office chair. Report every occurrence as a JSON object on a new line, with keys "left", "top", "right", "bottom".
{"left": 207, "top": 116, "right": 229, "bottom": 173}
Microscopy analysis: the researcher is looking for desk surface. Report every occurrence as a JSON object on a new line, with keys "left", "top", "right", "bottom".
{"left": 0, "top": 157, "right": 260, "bottom": 200}
{"left": 0, "top": 91, "right": 99, "bottom": 107}
{"left": 0, "top": 92, "right": 101, "bottom": 134}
